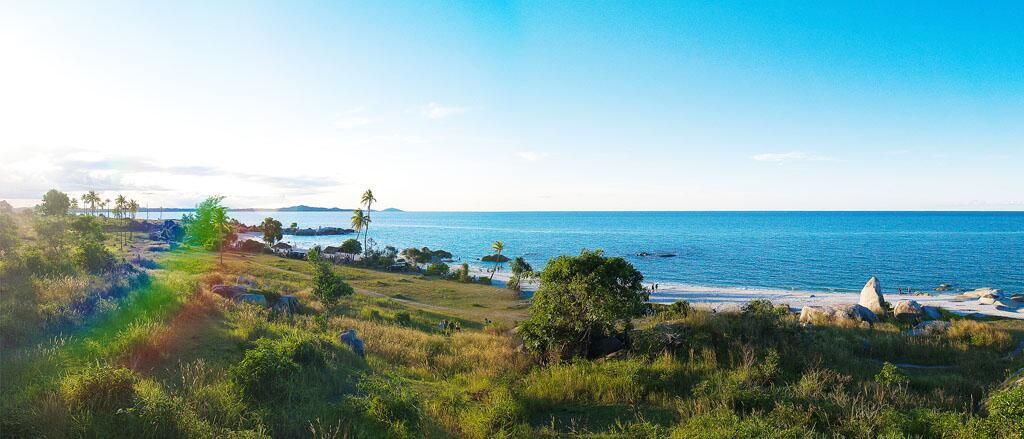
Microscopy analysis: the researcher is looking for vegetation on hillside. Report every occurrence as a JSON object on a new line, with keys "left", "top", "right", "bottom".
{"left": 1, "top": 190, "right": 1022, "bottom": 438}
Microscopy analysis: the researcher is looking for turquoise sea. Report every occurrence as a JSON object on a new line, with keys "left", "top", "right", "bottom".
{"left": 212, "top": 211, "right": 1024, "bottom": 295}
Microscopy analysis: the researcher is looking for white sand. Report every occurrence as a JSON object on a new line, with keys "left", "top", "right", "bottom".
{"left": 469, "top": 266, "right": 1023, "bottom": 320}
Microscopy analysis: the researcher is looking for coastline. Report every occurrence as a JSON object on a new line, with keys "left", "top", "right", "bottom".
{"left": 468, "top": 266, "right": 1024, "bottom": 320}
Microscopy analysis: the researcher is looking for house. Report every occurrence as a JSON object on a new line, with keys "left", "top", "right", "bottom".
{"left": 271, "top": 242, "right": 293, "bottom": 255}
{"left": 322, "top": 246, "right": 342, "bottom": 255}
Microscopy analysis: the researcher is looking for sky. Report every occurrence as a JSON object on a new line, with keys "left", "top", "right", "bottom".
{"left": 1, "top": 1, "right": 1022, "bottom": 211}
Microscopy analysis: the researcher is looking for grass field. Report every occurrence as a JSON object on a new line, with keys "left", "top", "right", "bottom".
{"left": 2, "top": 224, "right": 1023, "bottom": 437}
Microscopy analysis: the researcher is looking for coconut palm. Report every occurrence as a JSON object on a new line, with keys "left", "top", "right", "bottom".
{"left": 114, "top": 195, "right": 127, "bottom": 247}
{"left": 210, "top": 206, "right": 232, "bottom": 266}
{"left": 360, "top": 189, "right": 376, "bottom": 255}
{"left": 128, "top": 199, "right": 139, "bottom": 245}
{"left": 82, "top": 191, "right": 99, "bottom": 216}
{"left": 489, "top": 240, "right": 505, "bottom": 281}
{"left": 350, "top": 208, "right": 370, "bottom": 255}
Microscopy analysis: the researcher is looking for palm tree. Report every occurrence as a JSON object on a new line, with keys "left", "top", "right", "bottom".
{"left": 489, "top": 240, "right": 505, "bottom": 281}
{"left": 127, "top": 199, "right": 139, "bottom": 246}
{"left": 350, "top": 209, "right": 369, "bottom": 254}
{"left": 360, "top": 189, "right": 377, "bottom": 255}
{"left": 115, "top": 195, "right": 127, "bottom": 247}
{"left": 210, "top": 206, "right": 231, "bottom": 266}
{"left": 82, "top": 191, "right": 99, "bottom": 216}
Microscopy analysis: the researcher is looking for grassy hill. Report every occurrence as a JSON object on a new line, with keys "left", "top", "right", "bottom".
{"left": 1, "top": 210, "right": 1022, "bottom": 437}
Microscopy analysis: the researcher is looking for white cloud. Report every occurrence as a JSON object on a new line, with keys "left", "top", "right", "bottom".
{"left": 750, "top": 151, "right": 834, "bottom": 164}
{"left": 422, "top": 102, "right": 470, "bottom": 120}
{"left": 333, "top": 108, "right": 374, "bottom": 129}
{"left": 515, "top": 151, "right": 548, "bottom": 161}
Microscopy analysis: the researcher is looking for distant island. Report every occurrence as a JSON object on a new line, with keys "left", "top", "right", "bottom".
{"left": 137, "top": 205, "right": 404, "bottom": 212}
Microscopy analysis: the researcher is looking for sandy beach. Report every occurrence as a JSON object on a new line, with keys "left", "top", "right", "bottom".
{"left": 469, "top": 266, "right": 1024, "bottom": 320}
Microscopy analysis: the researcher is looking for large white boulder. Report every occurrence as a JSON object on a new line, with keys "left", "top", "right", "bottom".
{"left": 858, "top": 276, "right": 886, "bottom": 315}
{"left": 893, "top": 300, "right": 923, "bottom": 320}
{"left": 800, "top": 304, "right": 877, "bottom": 325}
{"left": 907, "top": 320, "right": 952, "bottom": 336}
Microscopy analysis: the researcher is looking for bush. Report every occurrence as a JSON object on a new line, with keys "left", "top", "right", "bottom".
{"left": 310, "top": 260, "right": 353, "bottom": 308}
{"left": 394, "top": 311, "right": 412, "bottom": 327}
{"left": 875, "top": 361, "right": 909, "bottom": 388}
{"left": 424, "top": 262, "right": 449, "bottom": 277}
{"left": 340, "top": 238, "right": 362, "bottom": 254}
{"left": 229, "top": 339, "right": 300, "bottom": 402}
{"left": 987, "top": 383, "right": 1024, "bottom": 436}
{"left": 75, "top": 237, "right": 114, "bottom": 272}
{"left": 60, "top": 365, "right": 139, "bottom": 412}
{"left": 348, "top": 374, "right": 422, "bottom": 438}
{"left": 518, "top": 249, "right": 646, "bottom": 360}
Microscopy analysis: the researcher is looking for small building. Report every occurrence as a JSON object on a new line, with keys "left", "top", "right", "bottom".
{"left": 271, "top": 242, "right": 293, "bottom": 255}
{"left": 322, "top": 246, "right": 342, "bottom": 255}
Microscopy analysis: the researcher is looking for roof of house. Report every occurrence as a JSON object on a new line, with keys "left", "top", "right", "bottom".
{"left": 271, "top": 242, "right": 293, "bottom": 249}
{"left": 322, "top": 246, "right": 341, "bottom": 254}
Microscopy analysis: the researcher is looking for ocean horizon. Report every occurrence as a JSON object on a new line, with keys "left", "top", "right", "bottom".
{"left": 211, "top": 210, "right": 1024, "bottom": 296}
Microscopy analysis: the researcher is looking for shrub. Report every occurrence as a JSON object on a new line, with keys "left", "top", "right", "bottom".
{"left": 349, "top": 374, "right": 421, "bottom": 438}
{"left": 60, "top": 365, "right": 139, "bottom": 412}
{"left": 394, "top": 311, "right": 412, "bottom": 327}
{"left": 310, "top": 260, "right": 353, "bottom": 308}
{"left": 424, "top": 262, "right": 449, "bottom": 277}
{"left": 229, "top": 339, "right": 300, "bottom": 402}
{"left": 944, "top": 320, "right": 1013, "bottom": 351}
{"left": 875, "top": 362, "right": 909, "bottom": 388}
{"left": 518, "top": 249, "right": 646, "bottom": 360}
{"left": 987, "top": 383, "right": 1024, "bottom": 436}
{"left": 340, "top": 238, "right": 362, "bottom": 255}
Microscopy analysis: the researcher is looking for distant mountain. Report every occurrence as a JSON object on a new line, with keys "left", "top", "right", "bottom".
{"left": 380, "top": 207, "right": 404, "bottom": 212}
{"left": 275, "top": 205, "right": 351, "bottom": 212}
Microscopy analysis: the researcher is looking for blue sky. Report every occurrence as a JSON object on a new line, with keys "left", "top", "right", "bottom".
{"left": 1, "top": 1, "right": 1021, "bottom": 210}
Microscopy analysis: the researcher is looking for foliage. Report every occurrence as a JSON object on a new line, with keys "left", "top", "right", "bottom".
{"left": 509, "top": 256, "right": 532, "bottom": 276}
{"left": 259, "top": 217, "right": 282, "bottom": 245}
{"left": 401, "top": 246, "right": 452, "bottom": 263}
{"left": 0, "top": 211, "right": 17, "bottom": 254}
{"left": 424, "top": 262, "right": 449, "bottom": 277}
{"left": 38, "top": 189, "right": 71, "bottom": 216}
{"left": 310, "top": 259, "right": 354, "bottom": 307}
{"left": 348, "top": 373, "right": 421, "bottom": 438}
{"left": 340, "top": 238, "right": 363, "bottom": 254}
{"left": 60, "top": 364, "right": 140, "bottom": 412}
{"left": 229, "top": 338, "right": 300, "bottom": 402}
{"left": 518, "top": 249, "right": 646, "bottom": 360}
{"left": 182, "top": 196, "right": 233, "bottom": 251}
{"left": 74, "top": 239, "right": 115, "bottom": 273}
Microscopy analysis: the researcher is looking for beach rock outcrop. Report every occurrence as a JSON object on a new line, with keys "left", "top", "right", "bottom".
{"left": 893, "top": 300, "right": 923, "bottom": 320}
{"left": 237, "top": 275, "right": 257, "bottom": 287}
{"left": 234, "top": 293, "right": 268, "bottom": 306}
{"left": 858, "top": 276, "right": 886, "bottom": 315}
{"left": 979, "top": 294, "right": 999, "bottom": 305}
{"left": 959, "top": 287, "right": 1001, "bottom": 299}
{"left": 922, "top": 306, "right": 942, "bottom": 320}
{"left": 339, "top": 329, "right": 365, "bottom": 357}
{"left": 799, "top": 304, "right": 877, "bottom": 325}
{"left": 908, "top": 320, "right": 952, "bottom": 336}
{"left": 274, "top": 295, "right": 300, "bottom": 314}
{"left": 212, "top": 284, "right": 249, "bottom": 299}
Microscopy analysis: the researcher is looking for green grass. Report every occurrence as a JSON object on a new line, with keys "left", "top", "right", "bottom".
{"left": 3, "top": 237, "right": 1024, "bottom": 437}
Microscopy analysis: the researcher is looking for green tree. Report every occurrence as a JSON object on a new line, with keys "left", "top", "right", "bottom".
{"left": 38, "top": 189, "right": 71, "bottom": 216}
{"left": 518, "top": 249, "right": 647, "bottom": 361}
{"left": 81, "top": 191, "right": 100, "bottom": 216}
{"left": 488, "top": 240, "right": 505, "bottom": 281}
{"left": 350, "top": 209, "right": 369, "bottom": 249}
{"left": 360, "top": 189, "right": 376, "bottom": 256}
{"left": 507, "top": 256, "right": 534, "bottom": 291}
{"left": 210, "top": 206, "right": 233, "bottom": 266}
{"left": 0, "top": 212, "right": 17, "bottom": 255}
{"left": 339, "top": 238, "right": 362, "bottom": 254}
{"left": 260, "top": 217, "right": 283, "bottom": 245}
{"left": 184, "top": 196, "right": 234, "bottom": 264}
{"left": 114, "top": 194, "right": 127, "bottom": 247}
{"left": 310, "top": 258, "right": 353, "bottom": 308}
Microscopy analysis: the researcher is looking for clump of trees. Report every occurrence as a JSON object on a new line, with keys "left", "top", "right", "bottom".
{"left": 260, "top": 217, "right": 283, "bottom": 245}
{"left": 182, "top": 196, "right": 234, "bottom": 265}
{"left": 518, "top": 249, "right": 647, "bottom": 361}
{"left": 400, "top": 247, "right": 452, "bottom": 264}
{"left": 506, "top": 256, "right": 535, "bottom": 291}
{"left": 339, "top": 238, "right": 362, "bottom": 255}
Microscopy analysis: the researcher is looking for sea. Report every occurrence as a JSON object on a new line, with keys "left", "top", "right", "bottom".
{"left": 165, "top": 211, "right": 1024, "bottom": 296}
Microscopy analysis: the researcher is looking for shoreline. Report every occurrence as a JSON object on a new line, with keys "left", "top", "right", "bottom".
{"left": 467, "top": 266, "right": 1024, "bottom": 320}
{"left": 239, "top": 235, "right": 1023, "bottom": 320}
